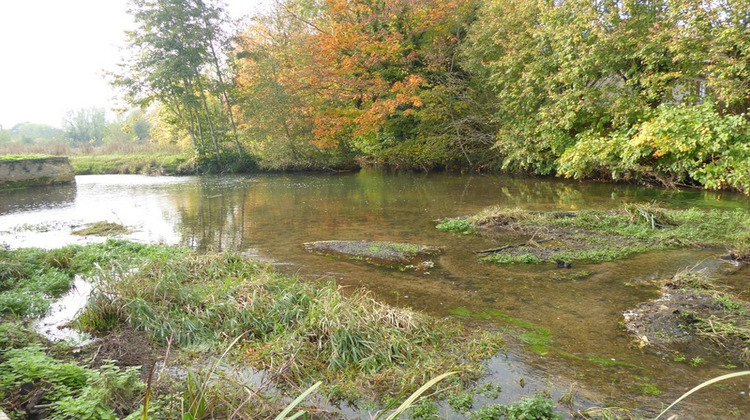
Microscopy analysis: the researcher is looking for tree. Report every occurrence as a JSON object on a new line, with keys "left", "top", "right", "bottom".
{"left": 234, "top": 0, "right": 491, "bottom": 170}
{"left": 112, "top": 0, "right": 244, "bottom": 172}
{"left": 63, "top": 108, "right": 108, "bottom": 145}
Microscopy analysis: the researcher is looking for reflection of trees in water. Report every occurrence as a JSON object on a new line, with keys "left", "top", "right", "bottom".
{"left": 0, "top": 183, "right": 76, "bottom": 215}
{"left": 171, "top": 172, "right": 750, "bottom": 252}
{"left": 174, "top": 184, "right": 249, "bottom": 252}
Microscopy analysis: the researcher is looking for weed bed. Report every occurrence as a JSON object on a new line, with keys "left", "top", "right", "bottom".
{"left": 437, "top": 204, "right": 750, "bottom": 265}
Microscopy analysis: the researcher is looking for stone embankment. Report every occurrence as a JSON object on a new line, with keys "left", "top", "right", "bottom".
{"left": 0, "top": 157, "right": 75, "bottom": 189}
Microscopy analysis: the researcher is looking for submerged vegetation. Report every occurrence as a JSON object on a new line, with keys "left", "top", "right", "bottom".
{"left": 437, "top": 203, "right": 750, "bottom": 264}
{"left": 304, "top": 240, "right": 442, "bottom": 270}
{"left": 0, "top": 240, "right": 508, "bottom": 418}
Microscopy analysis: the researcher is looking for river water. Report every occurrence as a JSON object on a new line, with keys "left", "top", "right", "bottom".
{"left": 1, "top": 171, "right": 749, "bottom": 418}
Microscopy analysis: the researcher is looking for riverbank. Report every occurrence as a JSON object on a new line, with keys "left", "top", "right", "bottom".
{"left": 69, "top": 153, "right": 196, "bottom": 176}
{"left": 0, "top": 241, "right": 527, "bottom": 419}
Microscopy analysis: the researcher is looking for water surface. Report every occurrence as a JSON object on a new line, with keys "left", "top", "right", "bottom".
{"left": 1, "top": 171, "right": 748, "bottom": 417}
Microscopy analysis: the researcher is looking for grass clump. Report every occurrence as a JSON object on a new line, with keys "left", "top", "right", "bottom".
{"left": 74, "top": 243, "right": 504, "bottom": 405}
{"left": 436, "top": 218, "right": 477, "bottom": 235}
{"left": 438, "top": 204, "right": 750, "bottom": 265}
{"left": 72, "top": 222, "right": 130, "bottom": 237}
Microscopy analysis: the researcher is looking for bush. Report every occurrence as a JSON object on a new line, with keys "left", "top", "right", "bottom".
{"left": 558, "top": 103, "right": 750, "bottom": 193}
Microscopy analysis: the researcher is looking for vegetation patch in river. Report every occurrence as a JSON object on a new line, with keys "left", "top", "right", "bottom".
{"left": 72, "top": 221, "right": 130, "bottom": 237}
{"left": 304, "top": 240, "right": 442, "bottom": 270}
{"left": 624, "top": 268, "right": 750, "bottom": 367}
{"left": 438, "top": 203, "right": 750, "bottom": 265}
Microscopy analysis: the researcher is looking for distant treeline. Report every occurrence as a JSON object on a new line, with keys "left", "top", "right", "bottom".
{"left": 0, "top": 108, "right": 152, "bottom": 148}
{"left": 17, "top": 0, "right": 750, "bottom": 193}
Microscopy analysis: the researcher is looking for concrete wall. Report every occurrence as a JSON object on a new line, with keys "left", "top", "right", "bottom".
{"left": 0, "top": 157, "right": 75, "bottom": 189}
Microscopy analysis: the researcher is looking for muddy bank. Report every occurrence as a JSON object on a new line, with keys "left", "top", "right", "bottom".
{"left": 0, "top": 157, "right": 75, "bottom": 189}
{"left": 304, "top": 240, "right": 442, "bottom": 270}
{"left": 624, "top": 269, "right": 750, "bottom": 367}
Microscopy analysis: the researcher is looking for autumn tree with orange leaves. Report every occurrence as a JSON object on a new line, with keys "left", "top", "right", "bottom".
{"left": 234, "top": 0, "right": 497, "bottom": 170}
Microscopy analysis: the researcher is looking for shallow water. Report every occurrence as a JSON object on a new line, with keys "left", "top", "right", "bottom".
{"left": 1, "top": 171, "right": 749, "bottom": 417}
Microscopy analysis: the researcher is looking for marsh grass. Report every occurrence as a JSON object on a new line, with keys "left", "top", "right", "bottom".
{"left": 440, "top": 204, "right": 750, "bottom": 264}
{"left": 74, "top": 244, "right": 504, "bottom": 404}
{"left": 72, "top": 222, "right": 130, "bottom": 237}
{"left": 1, "top": 241, "right": 506, "bottom": 417}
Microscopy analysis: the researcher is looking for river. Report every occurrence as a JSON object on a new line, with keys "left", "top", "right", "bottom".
{"left": 1, "top": 171, "right": 748, "bottom": 418}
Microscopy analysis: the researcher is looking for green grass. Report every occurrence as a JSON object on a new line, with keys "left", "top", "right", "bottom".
{"left": 0, "top": 346, "right": 145, "bottom": 419}
{"left": 436, "top": 218, "right": 477, "bottom": 235}
{"left": 0, "top": 154, "right": 54, "bottom": 161}
{"left": 440, "top": 204, "right": 750, "bottom": 264}
{"left": 72, "top": 222, "right": 130, "bottom": 237}
{"left": 69, "top": 153, "right": 194, "bottom": 175}
{"left": 61, "top": 242, "right": 504, "bottom": 407}
{"left": 1, "top": 241, "right": 507, "bottom": 417}
{"left": 0, "top": 240, "right": 188, "bottom": 317}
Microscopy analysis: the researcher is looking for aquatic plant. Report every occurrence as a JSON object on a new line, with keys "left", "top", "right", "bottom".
{"left": 0, "top": 346, "right": 144, "bottom": 419}
{"left": 468, "top": 393, "right": 563, "bottom": 420}
{"left": 436, "top": 218, "right": 477, "bottom": 235}
{"left": 72, "top": 222, "right": 130, "bottom": 237}
{"left": 438, "top": 205, "right": 750, "bottom": 265}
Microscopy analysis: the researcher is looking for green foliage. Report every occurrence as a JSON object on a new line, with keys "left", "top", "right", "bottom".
{"left": 462, "top": 0, "right": 750, "bottom": 192}
{"left": 436, "top": 218, "right": 477, "bottom": 235}
{"left": 448, "top": 391, "right": 474, "bottom": 412}
{"left": 114, "top": 0, "right": 246, "bottom": 173}
{"left": 0, "top": 346, "right": 144, "bottom": 419}
{"left": 558, "top": 103, "right": 750, "bottom": 192}
{"left": 408, "top": 397, "right": 439, "bottom": 419}
{"left": 504, "top": 395, "right": 562, "bottom": 420}
{"left": 468, "top": 394, "right": 562, "bottom": 419}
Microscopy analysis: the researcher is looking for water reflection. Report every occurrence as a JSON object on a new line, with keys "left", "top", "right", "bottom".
{"left": 0, "top": 183, "right": 76, "bottom": 215}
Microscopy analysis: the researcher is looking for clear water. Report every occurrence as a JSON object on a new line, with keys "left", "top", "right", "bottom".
{"left": 1, "top": 171, "right": 749, "bottom": 418}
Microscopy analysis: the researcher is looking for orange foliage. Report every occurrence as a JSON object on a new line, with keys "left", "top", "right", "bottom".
{"left": 234, "top": 0, "right": 472, "bottom": 151}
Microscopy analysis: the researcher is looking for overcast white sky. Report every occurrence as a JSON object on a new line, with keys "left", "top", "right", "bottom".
{"left": 0, "top": 0, "right": 270, "bottom": 129}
